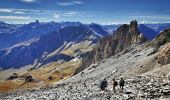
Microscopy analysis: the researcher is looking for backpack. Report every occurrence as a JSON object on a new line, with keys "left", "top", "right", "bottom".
{"left": 119, "top": 79, "right": 125, "bottom": 86}
{"left": 100, "top": 80, "right": 108, "bottom": 87}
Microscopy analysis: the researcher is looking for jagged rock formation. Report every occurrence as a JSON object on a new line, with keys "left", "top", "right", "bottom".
{"left": 74, "top": 20, "right": 146, "bottom": 74}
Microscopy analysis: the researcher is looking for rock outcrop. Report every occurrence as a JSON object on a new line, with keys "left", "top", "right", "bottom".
{"left": 6, "top": 73, "right": 19, "bottom": 80}
{"left": 151, "top": 28, "right": 170, "bottom": 65}
{"left": 156, "top": 43, "right": 170, "bottom": 65}
{"left": 74, "top": 20, "right": 146, "bottom": 74}
{"left": 25, "top": 75, "right": 34, "bottom": 82}
{"left": 154, "top": 28, "right": 170, "bottom": 49}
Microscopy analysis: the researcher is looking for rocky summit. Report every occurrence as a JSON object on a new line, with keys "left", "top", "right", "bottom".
{"left": 74, "top": 20, "right": 146, "bottom": 75}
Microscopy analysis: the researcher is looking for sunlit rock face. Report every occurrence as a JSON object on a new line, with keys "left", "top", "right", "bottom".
{"left": 74, "top": 20, "right": 147, "bottom": 75}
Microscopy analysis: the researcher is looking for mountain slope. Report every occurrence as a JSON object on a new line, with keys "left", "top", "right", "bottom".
{"left": 138, "top": 24, "right": 158, "bottom": 40}
{"left": 0, "top": 21, "right": 170, "bottom": 100}
{"left": 0, "top": 24, "right": 109, "bottom": 69}
{"left": 0, "top": 21, "right": 16, "bottom": 33}
{"left": 0, "top": 21, "right": 61, "bottom": 49}
{"left": 74, "top": 20, "right": 146, "bottom": 74}
{"left": 145, "top": 23, "right": 170, "bottom": 33}
{"left": 89, "top": 23, "right": 109, "bottom": 37}
{"left": 1, "top": 28, "right": 170, "bottom": 100}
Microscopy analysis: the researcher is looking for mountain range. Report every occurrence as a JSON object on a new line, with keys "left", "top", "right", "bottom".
{"left": 0, "top": 22, "right": 110, "bottom": 69}
{"left": 0, "top": 20, "right": 170, "bottom": 100}
{"left": 0, "top": 20, "right": 169, "bottom": 69}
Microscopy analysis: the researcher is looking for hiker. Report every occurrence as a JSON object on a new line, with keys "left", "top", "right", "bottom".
{"left": 100, "top": 78, "right": 108, "bottom": 91}
{"left": 84, "top": 82, "right": 87, "bottom": 87}
{"left": 112, "top": 79, "right": 118, "bottom": 92}
{"left": 119, "top": 77, "right": 125, "bottom": 92}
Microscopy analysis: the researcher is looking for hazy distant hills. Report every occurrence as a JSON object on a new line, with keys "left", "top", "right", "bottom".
{"left": 144, "top": 23, "right": 170, "bottom": 33}
{"left": 0, "top": 21, "right": 17, "bottom": 33}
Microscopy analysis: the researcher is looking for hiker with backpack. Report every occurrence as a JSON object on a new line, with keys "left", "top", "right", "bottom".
{"left": 112, "top": 78, "right": 118, "bottom": 92}
{"left": 100, "top": 78, "right": 108, "bottom": 91}
{"left": 119, "top": 77, "right": 125, "bottom": 92}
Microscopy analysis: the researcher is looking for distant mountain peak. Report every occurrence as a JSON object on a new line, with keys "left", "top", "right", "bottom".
{"left": 35, "top": 20, "right": 39, "bottom": 24}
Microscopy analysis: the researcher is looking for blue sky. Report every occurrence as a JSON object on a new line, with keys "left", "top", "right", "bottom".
{"left": 0, "top": 0, "right": 170, "bottom": 24}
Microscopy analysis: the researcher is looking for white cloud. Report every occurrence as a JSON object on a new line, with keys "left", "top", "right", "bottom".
{"left": 0, "top": 8, "right": 41, "bottom": 14}
{"left": 140, "top": 20, "right": 162, "bottom": 24}
{"left": 52, "top": 11, "right": 77, "bottom": 18}
{"left": 57, "top": 2, "right": 75, "bottom": 6}
{"left": 0, "top": 16, "right": 31, "bottom": 20}
{"left": 141, "top": 20, "right": 149, "bottom": 24}
{"left": 52, "top": 14, "right": 61, "bottom": 18}
{"left": 63, "top": 12, "right": 77, "bottom": 17}
{"left": 72, "top": 0, "right": 83, "bottom": 4}
{"left": 14, "top": 11, "right": 26, "bottom": 14}
{"left": 20, "top": 0, "right": 37, "bottom": 3}
{"left": 0, "top": 8, "right": 13, "bottom": 13}
{"left": 17, "top": 9, "right": 40, "bottom": 12}
{"left": 57, "top": 0, "right": 83, "bottom": 6}
{"left": 130, "top": 15, "right": 170, "bottom": 21}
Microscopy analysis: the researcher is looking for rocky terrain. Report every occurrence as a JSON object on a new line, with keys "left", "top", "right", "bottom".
{"left": 0, "top": 21, "right": 170, "bottom": 100}
{"left": 1, "top": 43, "right": 170, "bottom": 100}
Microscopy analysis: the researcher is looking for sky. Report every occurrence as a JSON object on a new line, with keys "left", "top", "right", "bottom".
{"left": 0, "top": 0, "right": 170, "bottom": 24}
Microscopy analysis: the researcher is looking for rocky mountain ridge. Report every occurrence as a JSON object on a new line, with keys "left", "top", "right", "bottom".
{"left": 75, "top": 20, "right": 146, "bottom": 74}
{"left": 0, "top": 21, "right": 167, "bottom": 50}
{"left": 0, "top": 21, "right": 111, "bottom": 50}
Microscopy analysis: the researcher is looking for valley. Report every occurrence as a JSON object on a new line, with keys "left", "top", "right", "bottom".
{"left": 0, "top": 20, "right": 170, "bottom": 100}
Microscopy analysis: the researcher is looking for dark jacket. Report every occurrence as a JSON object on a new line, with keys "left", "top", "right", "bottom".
{"left": 100, "top": 79, "right": 108, "bottom": 88}
{"left": 119, "top": 79, "right": 125, "bottom": 86}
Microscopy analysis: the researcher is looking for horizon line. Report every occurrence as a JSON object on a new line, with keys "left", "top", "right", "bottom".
{"left": 1, "top": 20, "right": 170, "bottom": 25}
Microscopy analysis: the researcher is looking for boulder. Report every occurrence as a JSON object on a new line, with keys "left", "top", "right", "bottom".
{"left": 7, "top": 73, "right": 19, "bottom": 80}
{"left": 25, "top": 75, "right": 34, "bottom": 82}
{"left": 48, "top": 76, "right": 53, "bottom": 81}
